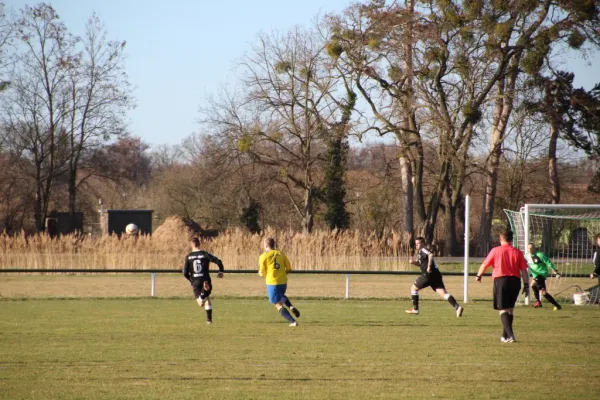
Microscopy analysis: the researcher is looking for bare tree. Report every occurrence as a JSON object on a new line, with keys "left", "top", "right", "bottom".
{"left": 327, "top": 1, "right": 500, "bottom": 252}
{"left": 478, "top": 0, "right": 600, "bottom": 254}
{"left": 0, "top": 2, "right": 14, "bottom": 93}
{"left": 326, "top": 1, "right": 422, "bottom": 242}
{"left": 203, "top": 27, "right": 352, "bottom": 233}
{"left": 2, "top": 4, "right": 76, "bottom": 231}
{"left": 0, "top": 153, "right": 33, "bottom": 232}
{"left": 64, "top": 14, "right": 132, "bottom": 225}
{"left": 498, "top": 105, "right": 548, "bottom": 211}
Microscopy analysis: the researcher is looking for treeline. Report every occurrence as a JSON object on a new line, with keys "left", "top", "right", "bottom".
{"left": 1, "top": 2, "right": 599, "bottom": 256}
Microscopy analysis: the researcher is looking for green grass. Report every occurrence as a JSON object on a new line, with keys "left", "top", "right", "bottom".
{"left": 1, "top": 299, "right": 599, "bottom": 399}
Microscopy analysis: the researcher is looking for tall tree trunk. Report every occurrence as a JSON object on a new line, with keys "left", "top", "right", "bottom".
{"left": 68, "top": 165, "right": 77, "bottom": 231}
{"left": 444, "top": 188, "right": 457, "bottom": 257}
{"left": 303, "top": 188, "right": 314, "bottom": 234}
{"left": 548, "top": 124, "right": 560, "bottom": 204}
{"left": 480, "top": 77, "right": 515, "bottom": 255}
{"left": 399, "top": 153, "right": 414, "bottom": 245}
{"left": 411, "top": 138, "right": 426, "bottom": 227}
{"left": 480, "top": 137, "right": 502, "bottom": 254}
{"left": 421, "top": 160, "right": 449, "bottom": 243}
{"left": 35, "top": 181, "right": 44, "bottom": 232}
{"left": 401, "top": 0, "right": 417, "bottom": 246}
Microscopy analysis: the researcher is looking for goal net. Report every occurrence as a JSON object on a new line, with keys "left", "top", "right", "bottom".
{"left": 504, "top": 204, "right": 600, "bottom": 305}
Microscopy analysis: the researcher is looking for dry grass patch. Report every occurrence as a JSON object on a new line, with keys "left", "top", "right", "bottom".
{"left": 0, "top": 221, "right": 414, "bottom": 271}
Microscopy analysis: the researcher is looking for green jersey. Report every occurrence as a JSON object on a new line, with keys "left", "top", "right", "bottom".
{"left": 525, "top": 251, "right": 555, "bottom": 278}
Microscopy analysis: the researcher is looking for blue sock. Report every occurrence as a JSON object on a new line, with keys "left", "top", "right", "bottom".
{"left": 279, "top": 308, "right": 296, "bottom": 323}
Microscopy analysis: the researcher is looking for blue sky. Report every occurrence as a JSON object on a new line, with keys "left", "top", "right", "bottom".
{"left": 9, "top": 0, "right": 351, "bottom": 147}
{"left": 8, "top": 1, "right": 600, "bottom": 148}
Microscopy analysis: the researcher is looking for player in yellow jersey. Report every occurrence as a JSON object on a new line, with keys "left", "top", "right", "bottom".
{"left": 258, "top": 237, "right": 301, "bottom": 326}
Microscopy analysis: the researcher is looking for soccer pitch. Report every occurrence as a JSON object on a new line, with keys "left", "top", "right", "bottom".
{"left": 1, "top": 299, "right": 599, "bottom": 400}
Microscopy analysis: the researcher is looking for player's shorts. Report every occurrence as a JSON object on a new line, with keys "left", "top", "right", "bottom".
{"left": 414, "top": 270, "right": 446, "bottom": 291}
{"left": 267, "top": 284, "right": 287, "bottom": 304}
{"left": 191, "top": 279, "right": 212, "bottom": 300}
{"left": 533, "top": 276, "right": 547, "bottom": 291}
{"left": 493, "top": 276, "right": 521, "bottom": 310}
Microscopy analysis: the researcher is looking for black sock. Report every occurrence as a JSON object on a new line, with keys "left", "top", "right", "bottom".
{"left": 447, "top": 295, "right": 458, "bottom": 309}
{"left": 543, "top": 293, "right": 560, "bottom": 307}
{"left": 284, "top": 297, "right": 293, "bottom": 308}
{"left": 206, "top": 309, "right": 212, "bottom": 322}
{"left": 500, "top": 313, "right": 514, "bottom": 339}
{"left": 533, "top": 286, "right": 540, "bottom": 301}
{"left": 411, "top": 294, "right": 419, "bottom": 310}
{"left": 279, "top": 307, "right": 296, "bottom": 323}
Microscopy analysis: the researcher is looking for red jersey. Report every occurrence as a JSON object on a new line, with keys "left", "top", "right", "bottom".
{"left": 482, "top": 243, "right": 528, "bottom": 279}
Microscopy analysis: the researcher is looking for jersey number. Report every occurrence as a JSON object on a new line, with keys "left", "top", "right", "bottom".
{"left": 273, "top": 257, "right": 281, "bottom": 270}
{"left": 193, "top": 259, "right": 203, "bottom": 274}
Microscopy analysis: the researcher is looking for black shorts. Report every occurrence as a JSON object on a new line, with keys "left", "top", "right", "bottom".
{"left": 414, "top": 270, "right": 446, "bottom": 291}
{"left": 493, "top": 276, "right": 521, "bottom": 310}
{"left": 191, "top": 280, "right": 212, "bottom": 300}
{"left": 533, "top": 276, "right": 546, "bottom": 291}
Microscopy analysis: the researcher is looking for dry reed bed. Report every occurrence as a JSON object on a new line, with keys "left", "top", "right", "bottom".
{"left": 0, "top": 228, "right": 413, "bottom": 271}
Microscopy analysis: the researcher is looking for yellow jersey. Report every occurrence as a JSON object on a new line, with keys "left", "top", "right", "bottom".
{"left": 259, "top": 250, "right": 291, "bottom": 285}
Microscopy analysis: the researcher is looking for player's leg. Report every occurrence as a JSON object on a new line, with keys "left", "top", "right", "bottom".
{"left": 199, "top": 281, "right": 213, "bottom": 323}
{"left": 193, "top": 280, "right": 209, "bottom": 319}
{"left": 269, "top": 285, "right": 297, "bottom": 326}
{"left": 283, "top": 296, "right": 300, "bottom": 318}
{"left": 406, "top": 277, "right": 426, "bottom": 314}
{"left": 504, "top": 277, "right": 521, "bottom": 342}
{"left": 495, "top": 277, "right": 517, "bottom": 342}
{"left": 499, "top": 308, "right": 515, "bottom": 342}
{"left": 532, "top": 280, "right": 541, "bottom": 307}
{"left": 195, "top": 295, "right": 212, "bottom": 324}
{"left": 539, "top": 284, "right": 561, "bottom": 310}
{"left": 204, "top": 297, "right": 213, "bottom": 323}
{"left": 275, "top": 301, "right": 296, "bottom": 325}
{"left": 434, "top": 286, "right": 464, "bottom": 317}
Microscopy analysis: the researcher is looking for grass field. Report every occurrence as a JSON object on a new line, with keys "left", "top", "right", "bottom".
{"left": 0, "top": 273, "right": 593, "bottom": 302}
{"left": 1, "top": 298, "right": 599, "bottom": 399}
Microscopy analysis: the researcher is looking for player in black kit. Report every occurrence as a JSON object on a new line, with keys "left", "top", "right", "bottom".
{"left": 183, "top": 237, "right": 224, "bottom": 324}
{"left": 406, "top": 237, "right": 464, "bottom": 317}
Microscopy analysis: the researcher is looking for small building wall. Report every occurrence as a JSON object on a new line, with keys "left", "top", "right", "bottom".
{"left": 45, "top": 211, "right": 84, "bottom": 236}
{"left": 106, "top": 210, "right": 153, "bottom": 236}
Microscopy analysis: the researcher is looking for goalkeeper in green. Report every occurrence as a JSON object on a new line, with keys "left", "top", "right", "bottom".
{"left": 526, "top": 243, "right": 561, "bottom": 310}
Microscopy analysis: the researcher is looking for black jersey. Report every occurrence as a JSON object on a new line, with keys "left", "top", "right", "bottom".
{"left": 593, "top": 249, "right": 600, "bottom": 277}
{"left": 416, "top": 248, "right": 438, "bottom": 275}
{"left": 183, "top": 250, "right": 224, "bottom": 283}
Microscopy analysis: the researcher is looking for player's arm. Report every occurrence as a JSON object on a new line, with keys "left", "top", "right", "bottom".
{"left": 592, "top": 251, "right": 600, "bottom": 279}
{"left": 519, "top": 253, "right": 530, "bottom": 294}
{"left": 258, "top": 254, "right": 266, "bottom": 277}
{"left": 426, "top": 252, "right": 434, "bottom": 274}
{"left": 206, "top": 252, "right": 224, "bottom": 278}
{"left": 182, "top": 257, "right": 192, "bottom": 282}
{"left": 541, "top": 253, "right": 559, "bottom": 276}
{"left": 520, "top": 268, "right": 530, "bottom": 295}
{"left": 283, "top": 254, "right": 292, "bottom": 274}
{"left": 476, "top": 250, "right": 494, "bottom": 281}
{"left": 408, "top": 254, "right": 419, "bottom": 266}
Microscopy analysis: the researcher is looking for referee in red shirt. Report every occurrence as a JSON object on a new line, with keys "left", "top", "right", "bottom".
{"left": 476, "top": 229, "right": 530, "bottom": 343}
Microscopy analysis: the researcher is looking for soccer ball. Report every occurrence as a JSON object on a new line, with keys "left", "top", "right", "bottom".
{"left": 125, "top": 223, "right": 139, "bottom": 235}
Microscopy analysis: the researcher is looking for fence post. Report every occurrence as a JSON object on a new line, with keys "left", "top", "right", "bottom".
{"left": 151, "top": 272, "right": 156, "bottom": 297}
{"left": 345, "top": 274, "right": 350, "bottom": 299}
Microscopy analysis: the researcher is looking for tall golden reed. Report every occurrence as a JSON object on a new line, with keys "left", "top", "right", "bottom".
{"left": 0, "top": 228, "right": 413, "bottom": 271}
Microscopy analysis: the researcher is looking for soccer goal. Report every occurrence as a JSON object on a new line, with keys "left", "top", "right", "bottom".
{"left": 504, "top": 204, "right": 600, "bottom": 305}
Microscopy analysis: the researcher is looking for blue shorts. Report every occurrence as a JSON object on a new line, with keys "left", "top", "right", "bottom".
{"left": 267, "top": 284, "right": 287, "bottom": 304}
